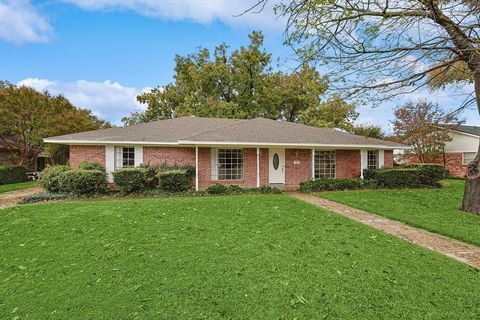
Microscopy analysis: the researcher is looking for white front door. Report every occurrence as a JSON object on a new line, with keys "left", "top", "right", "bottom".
{"left": 269, "top": 148, "right": 285, "bottom": 184}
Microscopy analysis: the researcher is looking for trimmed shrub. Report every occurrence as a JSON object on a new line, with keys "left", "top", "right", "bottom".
{"left": 140, "top": 163, "right": 196, "bottom": 188}
{"left": 39, "top": 165, "right": 72, "bottom": 192}
{"left": 299, "top": 178, "right": 368, "bottom": 193}
{"left": 206, "top": 183, "right": 282, "bottom": 195}
{"left": 402, "top": 163, "right": 446, "bottom": 183}
{"left": 0, "top": 164, "right": 27, "bottom": 185}
{"left": 257, "top": 185, "right": 282, "bottom": 194}
{"left": 227, "top": 185, "right": 243, "bottom": 193}
{"left": 158, "top": 169, "right": 192, "bottom": 192}
{"left": 364, "top": 164, "right": 445, "bottom": 188}
{"left": 78, "top": 161, "right": 106, "bottom": 172}
{"left": 113, "top": 168, "right": 150, "bottom": 193}
{"left": 369, "top": 169, "right": 421, "bottom": 188}
{"left": 58, "top": 170, "right": 107, "bottom": 195}
{"left": 21, "top": 191, "right": 71, "bottom": 204}
{"left": 206, "top": 183, "right": 230, "bottom": 194}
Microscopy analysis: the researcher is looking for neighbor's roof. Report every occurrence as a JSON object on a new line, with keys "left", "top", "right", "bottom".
{"left": 44, "top": 116, "right": 407, "bottom": 149}
{"left": 450, "top": 125, "right": 480, "bottom": 137}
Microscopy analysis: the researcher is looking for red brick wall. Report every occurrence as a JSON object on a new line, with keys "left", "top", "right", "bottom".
{"left": 143, "top": 147, "right": 195, "bottom": 166}
{"left": 336, "top": 150, "right": 361, "bottom": 178}
{"left": 285, "top": 149, "right": 312, "bottom": 189}
{"left": 405, "top": 153, "right": 466, "bottom": 177}
{"left": 198, "top": 147, "right": 264, "bottom": 190}
{"left": 384, "top": 150, "right": 394, "bottom": 168}
{"left": 69, "top": 145, "right": 105, "bottom": 168}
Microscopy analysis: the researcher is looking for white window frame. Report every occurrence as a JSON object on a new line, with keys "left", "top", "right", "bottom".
{"left": 314, "top": 150, "right": 336, "bottom": 179}
{"left": 463, "top": 152, "right": 476, "bottom": 165}
{"left": 211, "top": 148, "right": 244, "bottom": 180}
{"left": 114, "top": 146, "right": 135, "bottom": 170}
{"left": 367, "top": 150, "right": 379, "bottom": 170}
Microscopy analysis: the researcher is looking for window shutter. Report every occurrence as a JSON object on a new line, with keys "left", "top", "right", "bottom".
{"left": 134, "top": 146, "right": 143, "bottom": 167}
{"left": 105, "top": 146, "right": 115, "bottom": 183}
{"left": 379, "top": 150, "right": 385, "bottom": 168}
{"left": 211, "top": 148, "right": 218, "bottom": 180}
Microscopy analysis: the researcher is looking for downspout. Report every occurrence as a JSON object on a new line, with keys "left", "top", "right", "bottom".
{"left": 195, "top": 145, "right": 199, "bottom": 191}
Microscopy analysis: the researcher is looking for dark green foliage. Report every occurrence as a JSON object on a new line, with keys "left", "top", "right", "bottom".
{"left": 158, "top": 169, "right": 192, "bottom": 192}
{"left": 205, "top": 183, "right": 230, "bottom": 194}
{"left": 257, "top": 185, "right": 282, "bottom": 194}
{"left": 58, "top": 170, "right": 107, "bottom": 195}
{"left": 299, "top": 178, "right": 371, "bottom": 192}
{"left": 78, "top": 161, "right": 106, "bottom": 172}
{"left": 0, "top": 164, "right": 27, "bottom": 185}
{"left": 206, "top": 183, "right": 282, "bottom": 195}
{"left": 364, "top": 164, "right": 445, "bottom": 188}
{"left": 39, "top": 165, "right": 72, "bottom": 192}
{"left": 21, "top": 191, "right": 71, "bottom": 204}
{"left": 113, "top": 168, "right": 150, "bottom": 193}
{"left": 140, "top": 163, "right": 196, "bottom": 188}
{"left": 401, "top": 163, "right": 446, "bottom": 182}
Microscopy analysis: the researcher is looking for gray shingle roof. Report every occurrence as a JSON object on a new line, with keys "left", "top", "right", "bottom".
{"left": 44, "top": 116, "right": 406, "bottom": 149}
{"left": 452, "top": 125, "right": 480, "bottom": 136}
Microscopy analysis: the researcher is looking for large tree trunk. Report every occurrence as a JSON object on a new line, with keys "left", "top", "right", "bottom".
{"left": 461, "top": 75, "right": 480, "bottom": 215}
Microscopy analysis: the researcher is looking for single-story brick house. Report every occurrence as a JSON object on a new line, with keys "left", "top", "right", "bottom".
{"left": 44, "top": 117, "right": 406, "bottom": 190}
{"left": 403, "top": 125, "right": 480, "bottom": 177}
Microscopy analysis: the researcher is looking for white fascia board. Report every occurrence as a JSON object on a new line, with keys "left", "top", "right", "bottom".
{"left": 43, "top": 139, "right": 180, "bottom": 146}
{"left": 43, "top": 138, "right": 408, "bottom": 150}
{"left": 177, "top": 140, "right": 408, "bottom": 150}
{"left": 432, "top": 126, "right": 480, "bottom": 139}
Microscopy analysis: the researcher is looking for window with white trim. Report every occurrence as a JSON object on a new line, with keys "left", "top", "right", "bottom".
{"left": 115, "top": 147, "right": 135, "bottom": 169}
{"left": 367, "top": 150, "right": 379, "bottom": 170}
{"left": 314, "top": 150, "right": 336, "bottom": 178}
{"left": 463, "top": 152, "right": 476, "bottom": 165}
{"left": 211, "top": 148, "right": 244, "bottom": 180}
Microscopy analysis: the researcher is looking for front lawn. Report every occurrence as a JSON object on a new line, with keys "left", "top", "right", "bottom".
{"left": 1, "top": 195, "right": 479, "bottom": 319}
{"left": 0, "top": 181, "right": 37, "bottom": 194}
{"left": 321, "top": 179, "right": 480, "bottom": 246}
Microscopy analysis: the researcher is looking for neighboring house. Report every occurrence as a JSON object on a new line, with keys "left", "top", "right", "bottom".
{"left": 0, "top": 143, "right": 50, "bottom": 172}
{"left": 404, "top": 125, "right": 480, "bottom": 177}
{"left": 44, "top": 117, "right": 406, "bottom": 190}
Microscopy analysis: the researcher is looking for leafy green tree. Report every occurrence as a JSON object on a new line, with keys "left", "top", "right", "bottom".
{"left": 0, "top": 81, "right": 109, "bottom": 167}
{"left": 123, "top": 31, "right": 343, "bottom": 127}
{"left": 351, "top": 125, "right": 385, "bottom": 140}
{"left": 298, "top": 96, "right": 358, "bottom": 131}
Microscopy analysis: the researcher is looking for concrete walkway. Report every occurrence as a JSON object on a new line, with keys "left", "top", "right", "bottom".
{"left": 0, "top": 187, "right": 42, "bottom": 209}
{"left": 290, "top": 192, "right": 480, "bottom": 269}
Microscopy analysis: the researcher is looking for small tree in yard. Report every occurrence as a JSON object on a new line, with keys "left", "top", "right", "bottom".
{"left": 392, "top": 101, "right": 462, "bottom": 163}
{"left": 248, "top": 0, "right": 480, "bottom": 214}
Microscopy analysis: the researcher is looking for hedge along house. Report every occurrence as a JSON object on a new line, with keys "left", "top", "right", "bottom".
{"left": 44, "top": 117, "right": 407, "bottom": 190}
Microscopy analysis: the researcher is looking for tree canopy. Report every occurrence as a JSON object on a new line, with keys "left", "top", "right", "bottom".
{"left": 392, "top": 100, "right": 463, "bottom": 163}
{"left": 257, "top": 0, "right": 479, "bottom": 213}
{"left": 0, "top": 81, "right": 109, "bottom": 167}
{"left": 122, "top": 31, "right": 362, "bottom": 132}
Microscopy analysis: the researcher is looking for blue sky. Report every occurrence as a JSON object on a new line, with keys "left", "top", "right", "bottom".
{"left": 0, "top": 0, "right": 477, "bottom": 130}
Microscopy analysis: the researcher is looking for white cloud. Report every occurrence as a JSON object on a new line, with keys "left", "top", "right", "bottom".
{"left": 60, "top": 0, "right": 283, "bottom": 30}
{"left": 0, "top": 0, "right": 52, "bottom": 44}
{"left": 0, "top": 0, "right": 282, "bottom": 44}
{"left": 17, "top": 78, "right": 150, "bottom": 125}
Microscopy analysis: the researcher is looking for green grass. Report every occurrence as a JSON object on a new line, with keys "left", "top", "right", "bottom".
{"left": 320, "top": 179, "right": 480, "bottom": 246}
{"left": 0, "top": 181, "right": 37, "bottom": 194}
{"left": 1, "top": 195, "right": 479, "bottom": 319}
